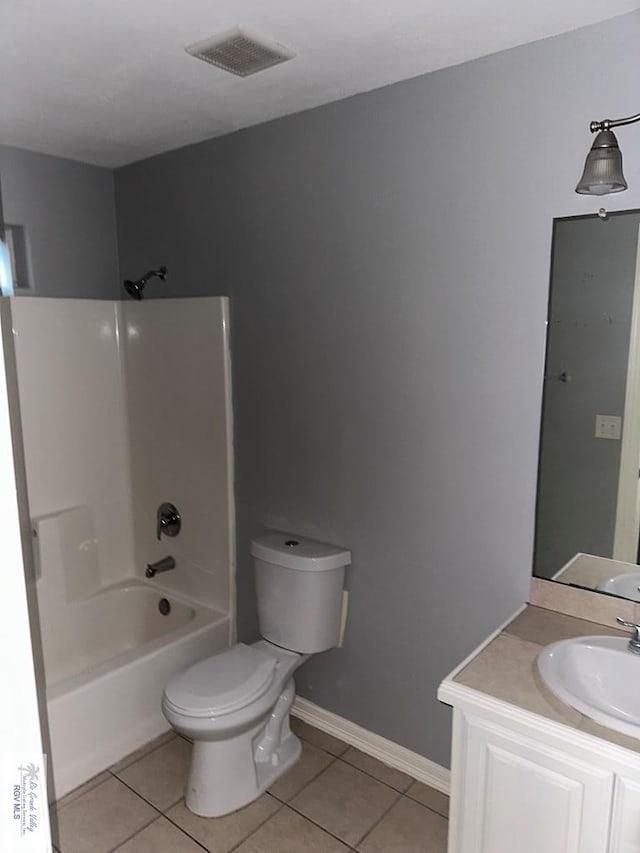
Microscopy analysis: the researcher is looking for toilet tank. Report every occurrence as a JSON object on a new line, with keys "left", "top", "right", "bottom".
{"left": 250, "top": 531, "right": 351, "bottom": 654}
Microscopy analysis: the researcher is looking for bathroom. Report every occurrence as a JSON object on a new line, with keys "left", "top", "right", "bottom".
{"left": 2, "top": 5, "right": 640, "bottom": 852}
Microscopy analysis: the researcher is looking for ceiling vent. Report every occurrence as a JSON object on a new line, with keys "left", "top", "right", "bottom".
{"left": 185, "top": 26, "right": 296, "bottom": 78}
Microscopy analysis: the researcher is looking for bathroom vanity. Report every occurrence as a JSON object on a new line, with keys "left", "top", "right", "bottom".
{"left": 438, "top": 606, "right": 640, "bottom": 853}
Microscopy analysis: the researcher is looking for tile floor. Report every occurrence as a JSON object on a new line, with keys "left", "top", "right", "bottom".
{"left": 50, "top": 718, "right": 449, "bottom": 852}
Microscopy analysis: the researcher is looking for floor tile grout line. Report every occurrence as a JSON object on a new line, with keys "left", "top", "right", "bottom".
{"left": 291, "top": 725, "right": 350, "bottom": 760}
{"left": 71, "top": 726, "right": 434, "bottom": 809}
{"left": 108, "top": 732, "right": 178, "bottom": 776}
{"left": 111, "top": 766, "right": 287, "bottom": 853}
{"left": 102, "top": 812, "right": 161, "bottom": 853}
{"left": 112, "top": 738, "right": 340, "bottom": 851}
{"left": 51, "top": 774, "right": 161, "bottom": 851}
{"left": 354, "top": 791, "right": 450, "bottom": 851}
{"left": 154, "top": 807, "right": 217, "bottom": 853}
{"left": 158, "top": 782, "right": 352, "bottom": 853}
{"left": 350, "top": 788, "right": 404, "bottom": 851}
{"left": 279, "top": 736, "right": 448, "bottom": 826}
{"left": 107, "top": 771, "right": 167, "bottom": 816}
{"left": 287, "top": 735, "right": 445, "bottom": 847}
{"left": 284, "top": 796, "right": 380, "bottom": 850}
{"left": 54, "top": 734, "right": 178, "bottom": 812}
{"left": 220, "top": 798, "right": 286, "bottom": 853}
{"left": 296, "top": 741, "right": 414, "bottom": 801}
{"left": 55, "top": 726, "right": 448, "bottom": 852}
{"left": 268, "top": 753, "right": 339, "bottom": 804}
{"left": 335, "top": 752, "right": 414, "bottom": 795}
{"left": 403, "top": 789, "right": 449, "bottom": 819}
{"left": 299, "top": 735, "right": 450, "bottom": 818}
{"left": 298, "top": 731, "right": 445, "bottom": 802}
{"left": 52, "top": 772, "right": 113, "bottom": 813}
{"left": 297, "top": 736, "right": 392, "bottom": 787}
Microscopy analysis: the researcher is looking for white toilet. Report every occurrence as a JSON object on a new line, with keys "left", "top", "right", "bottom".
{"left": 162, "top": 530, "right": 351, "bottom": 817}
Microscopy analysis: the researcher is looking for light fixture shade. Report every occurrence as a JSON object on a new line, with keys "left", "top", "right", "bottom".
{"left": 575, "top": 130, "right": 628, "bottom": 195}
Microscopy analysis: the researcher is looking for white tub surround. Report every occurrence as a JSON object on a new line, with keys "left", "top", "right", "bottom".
{"left": 438, "top": 606, "right": 640, "bottom": 853}
{"left": 6, "top": 295, "right": 235, "bottom": 611}
{"left": 7, "top": 297, "right": 136, "bottom": 585}
{"left": 123, "top": 297, "right": 235, "bottom": 614}
{"left": 32, "top": 508, "right": 100, "bottom": 605}
{"left": 3, "top": 295, "right": 235, "bottom": 801}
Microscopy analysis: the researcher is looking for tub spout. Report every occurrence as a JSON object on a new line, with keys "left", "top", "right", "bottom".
{"left": 146, "top": 556, "right": 176, "bottom": 578}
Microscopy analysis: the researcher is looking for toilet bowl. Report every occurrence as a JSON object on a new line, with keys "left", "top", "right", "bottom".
{"left": 162, "top": 531, "right": 351, "bottom": 817}
{"left": 163, "top": 640, "right": 308, "bottom": 816}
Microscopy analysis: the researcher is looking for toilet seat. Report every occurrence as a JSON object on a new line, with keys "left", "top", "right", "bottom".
{"left": 163, "top": 643, "right": 277, "bottom": 718}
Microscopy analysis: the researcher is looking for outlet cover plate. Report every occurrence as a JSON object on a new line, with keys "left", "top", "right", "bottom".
{"left": 595, "top": 414, "right": 621, "bottom": 440}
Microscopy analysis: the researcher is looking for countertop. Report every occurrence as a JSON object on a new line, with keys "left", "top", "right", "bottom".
{"left": 446, "top": 605, "right": 640, "bottom": 754}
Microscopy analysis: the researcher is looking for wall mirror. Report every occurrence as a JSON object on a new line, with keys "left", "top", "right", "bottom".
{"left": 533, "top": 208, "right": 640, "bottom": 601}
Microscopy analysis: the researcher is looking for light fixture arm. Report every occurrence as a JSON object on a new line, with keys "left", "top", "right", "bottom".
{"left": 590, "top": 113, "right": 640, "bottom": 133}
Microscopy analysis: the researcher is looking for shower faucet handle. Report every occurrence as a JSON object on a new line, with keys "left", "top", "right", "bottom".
{"left": 157, "top": 502, "right": 181, "bottom": 540}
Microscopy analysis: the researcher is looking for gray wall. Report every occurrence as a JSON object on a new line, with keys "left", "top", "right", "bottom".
{"left": 0, "top": 146, "right": 119, "bottom": 299}
{"left": 115, "top": 13, "right": 640, "bottom": 767}
{"left": 535, "top": 213, "right": 640, "bottom": 578}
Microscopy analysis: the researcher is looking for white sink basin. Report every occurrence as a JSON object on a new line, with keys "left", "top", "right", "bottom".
{"left": 537, "top": 636, "right": 640, "bottom": 738}
{"left": 596, "top": 571, "right": 640, "bottom": 602}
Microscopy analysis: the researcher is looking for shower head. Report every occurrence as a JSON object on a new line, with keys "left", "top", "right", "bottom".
{"left": 123, "top": 266, "right": 167, "bottom": 300}
{"left": 124, "top": 278, "right": 144, "bottom": 300}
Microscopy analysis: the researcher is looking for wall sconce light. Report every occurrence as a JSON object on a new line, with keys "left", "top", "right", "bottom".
{"left": 576, "top": 112, "right": 640, "bottom": 195}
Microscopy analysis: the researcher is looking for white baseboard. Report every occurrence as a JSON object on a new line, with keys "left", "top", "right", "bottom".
{"left": 292, "top": 696, "right": 450, "bottom": 795}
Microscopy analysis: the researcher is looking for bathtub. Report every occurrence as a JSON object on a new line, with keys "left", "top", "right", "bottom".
{"left": 41, "top": 578, "right": 230, "bottom": 800}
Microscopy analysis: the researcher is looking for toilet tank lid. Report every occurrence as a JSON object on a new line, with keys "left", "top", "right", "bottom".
{"left": 250, "top": 530, "right": 351, "bottom": 572}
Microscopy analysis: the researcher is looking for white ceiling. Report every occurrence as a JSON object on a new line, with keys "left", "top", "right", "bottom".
{"left": 1, "top": 0, "right": 639, "bottom": 168}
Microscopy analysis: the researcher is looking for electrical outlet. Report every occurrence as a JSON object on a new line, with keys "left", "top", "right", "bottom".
{"left": 338, "top": 590, "right": 349, "bottom": 647}
{"left": 595, "top": 414, "right": 622, "bottom": 440}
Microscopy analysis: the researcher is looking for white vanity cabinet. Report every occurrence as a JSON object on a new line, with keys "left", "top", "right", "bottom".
{"left": 439, "top": 684, "right": 640, "bottom": 853}
{"left": 610, "top": 776, "right": 640, "bottom": 853}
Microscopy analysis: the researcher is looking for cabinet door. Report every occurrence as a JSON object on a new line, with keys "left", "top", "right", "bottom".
{"left": 609, "top": 776, "right": 640, "bottom": 853}
{"left": 451, "top": 712, "right": 613, "bottom": 853}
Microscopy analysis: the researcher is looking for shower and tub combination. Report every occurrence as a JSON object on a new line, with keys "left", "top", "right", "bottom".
{"left": 1, "top": 294, "right": 235, "bottom": 800}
